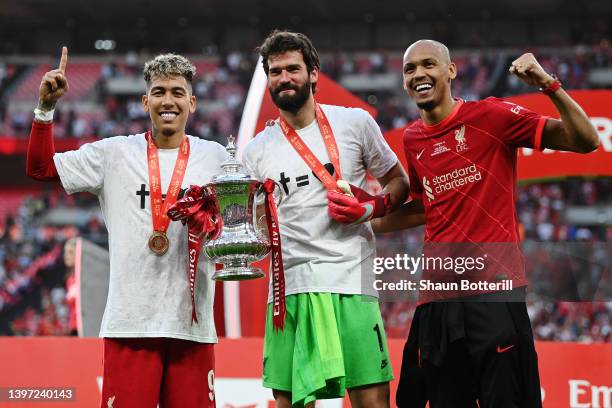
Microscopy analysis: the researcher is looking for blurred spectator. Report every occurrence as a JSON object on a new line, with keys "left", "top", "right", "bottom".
{"left": 1, "top": 46, "right": 609, "bottom": 138}
{"left": 0, "top": 191, "right": 105, "bottom": 335}
{"left": 63, "top": 238, "right": 78, "bottom": 336}
{"left": 0, "top": 45, "right": 610, "bottom": 341}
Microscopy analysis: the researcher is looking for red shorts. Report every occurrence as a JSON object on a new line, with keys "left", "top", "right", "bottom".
{"left": 101, "top": 338, "right": 215, "bottom": 408}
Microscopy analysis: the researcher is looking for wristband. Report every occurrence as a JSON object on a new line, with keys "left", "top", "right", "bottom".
{"left": 540, "top": 75, "right": 562, "bottom": 96}
{"left": 34, "top": 108, "right": 55, "bottom": 122}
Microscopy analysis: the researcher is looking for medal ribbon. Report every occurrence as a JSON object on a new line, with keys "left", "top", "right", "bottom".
{"left": 145, "top": 131, "right": 190, "bottom": 234}
{"left": 146, "top": 132, "right": 198, "bottom": 323}
{"left": 272, "top": 104, "right": 342, "bottom": 330}
{"left": 262, "top": 179, "right": 285, "bottom": 330}
{"left": 278, "top": 103, "right": 343, "bottom": 191}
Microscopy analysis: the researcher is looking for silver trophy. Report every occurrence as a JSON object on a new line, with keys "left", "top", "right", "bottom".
{"left": 203, "top": 136, "right": 275, "bottom": 281}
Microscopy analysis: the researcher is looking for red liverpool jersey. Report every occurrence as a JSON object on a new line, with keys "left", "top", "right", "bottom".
{"left": 404, "top": 97, "right": 548, "bottom": 298}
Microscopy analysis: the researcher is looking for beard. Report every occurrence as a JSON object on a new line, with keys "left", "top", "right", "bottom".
{"left": 416, "top": 99, "right": 437, "bottom": 111}
{"left": 270, "top": 80, "right": 312, "bottom": 113}
{"left": 160, "top": 126, "right": 177, "bottom": 137}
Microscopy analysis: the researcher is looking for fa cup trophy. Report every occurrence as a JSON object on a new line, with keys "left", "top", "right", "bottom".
{"left": 203, "top": 136, "right": 274, "bottom": 280}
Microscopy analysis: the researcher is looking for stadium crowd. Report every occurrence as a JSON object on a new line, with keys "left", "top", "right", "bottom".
{"left": 1, "top": 42, "right": 611, "bottom": 139}
{"left": 0, "top": 44, "right": 609, "bottom": 341}
{"left": 0, "top": 191, "right": 105, "bottom": 335}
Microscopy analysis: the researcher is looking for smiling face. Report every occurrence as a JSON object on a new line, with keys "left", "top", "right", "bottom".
{"left": 142, "top": 75, "right": 195, "bottom": 138}
{"left": 267, "top": 50, "right": 317, "bottom": 113}
{"left": 402, "top": 40, "right": 456, "bottom": 111}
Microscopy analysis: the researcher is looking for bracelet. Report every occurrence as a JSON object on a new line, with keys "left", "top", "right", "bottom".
{"left": 540, "top": 75, "right": 562, "bottom": 96}
{"left": 33, "top": 108, "right": 55, "bottom": 122}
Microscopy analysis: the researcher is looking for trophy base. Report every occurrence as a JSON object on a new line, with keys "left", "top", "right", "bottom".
{"left": 212, "top": 262, "right": 265, "bottom": 281}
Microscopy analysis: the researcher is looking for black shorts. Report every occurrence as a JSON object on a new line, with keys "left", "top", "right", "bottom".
{"left": 396, "top": 288, "right": 542, "bottom": 408}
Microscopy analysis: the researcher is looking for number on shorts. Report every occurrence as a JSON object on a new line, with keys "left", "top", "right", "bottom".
{"left": 208, "top": 369, "right": 215, "bottom": 401}
{"left": 373, "top": 323, "right": 383, "bottom": 352}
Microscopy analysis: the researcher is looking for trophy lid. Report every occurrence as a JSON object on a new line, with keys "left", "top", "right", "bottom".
{"left": 211, "top": 135, "right": 255, "bottom": 184}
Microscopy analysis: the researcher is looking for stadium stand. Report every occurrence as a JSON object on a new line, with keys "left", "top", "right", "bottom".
{"left": 0, "top": 33, "right": 610, "bottom": 342}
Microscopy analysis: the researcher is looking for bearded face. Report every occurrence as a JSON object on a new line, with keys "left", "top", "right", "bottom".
{"left": 266, "top": 50, "right": 317, "bottom": 113}
{"left": 270, "top": 78, "right": 312, "bottom": 113}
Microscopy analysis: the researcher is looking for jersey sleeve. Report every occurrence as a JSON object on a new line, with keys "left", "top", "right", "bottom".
{"left": 26, "top": 122, "right": 59, "bottom": 181}
{"left": 53, "top": 138, "right": 109, "bottom": 195}
{"left": 402, "top": 130, "right": 423, "bottom": 200}
{"left": 360, "top": 110, "right": 398, "bottom": 178}
{"left": 482, "top": 97, "right": 548, "bottom": 151}
{"left": 407, "top": 162, "right": 422, "bottom": 200}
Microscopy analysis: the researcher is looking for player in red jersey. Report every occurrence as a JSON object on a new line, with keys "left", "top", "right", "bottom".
{"left": 373, "top": 40, "right": 599, "bottom": 407}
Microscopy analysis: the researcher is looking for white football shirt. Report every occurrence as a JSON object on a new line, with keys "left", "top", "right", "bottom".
{"left": 54, "top": 133, "right": 229, "bottom": 343}
{"left": 242, "top": 105, "right": 397, "bottom": 302}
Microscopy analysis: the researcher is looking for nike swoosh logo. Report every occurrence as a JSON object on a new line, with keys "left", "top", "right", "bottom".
{"left": 496, "top": 344, "right": 515, "bottom": 353}
{"left": 353, "top": 203, "right": 374, "bottom": 224}
{"left": 416, "top": 149, "right": 425, "bottom": 159}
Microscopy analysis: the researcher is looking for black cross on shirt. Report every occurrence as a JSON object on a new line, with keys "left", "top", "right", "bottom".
{"left": 136, "top": 184, "right": 186, "bottom": 209}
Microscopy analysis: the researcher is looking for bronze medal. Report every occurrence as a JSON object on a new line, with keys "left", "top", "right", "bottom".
{"left": 148, "top": 231, "right": 170, "bottom": 256}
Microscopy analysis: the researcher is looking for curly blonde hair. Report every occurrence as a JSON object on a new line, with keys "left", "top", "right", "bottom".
{"left": 143, "top": 53, "right": 196, "bottom": 87}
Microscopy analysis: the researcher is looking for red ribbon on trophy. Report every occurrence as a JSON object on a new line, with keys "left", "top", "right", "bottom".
{"left": 261, "top": 179, "right": 285, "bottom": 330}
{"left": 168, "top": 185, "right": 221, "bottom": 324}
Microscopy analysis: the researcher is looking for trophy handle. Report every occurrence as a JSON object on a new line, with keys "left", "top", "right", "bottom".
{"left": 253, "top": 181, "right": 283, "bottom": 237}
{"left": 270, "top": 180, "right": 284, "bottom": 207}
{"left": 256, "top": 180, "right": 283, "bottom": 206}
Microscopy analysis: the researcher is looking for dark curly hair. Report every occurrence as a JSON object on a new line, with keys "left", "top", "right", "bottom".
{"left": 257, "top": 30, "right": 320, "bottom": 92}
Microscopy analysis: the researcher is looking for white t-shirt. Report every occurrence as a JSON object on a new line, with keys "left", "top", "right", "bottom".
{"left": 54, "top": 133, "right": 229, "bottom": 343}
{"left": 242, "top": 105, "right": 398, "bottom": 302}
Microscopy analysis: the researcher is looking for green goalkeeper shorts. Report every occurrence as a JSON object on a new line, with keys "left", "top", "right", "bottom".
{"left": 262, "top": 293, "right": 393, "bottom": 407}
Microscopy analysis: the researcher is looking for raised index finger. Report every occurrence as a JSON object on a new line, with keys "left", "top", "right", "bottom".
{"left": 58, "top": 46, "right": 68, "bottom": 72}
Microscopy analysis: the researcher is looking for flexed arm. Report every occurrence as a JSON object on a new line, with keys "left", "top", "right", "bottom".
{"left": 26, "top": 47, "right": 70, "bottom": 181}
{"left": 509, "top": 53, "right": 599, "bottom": 153}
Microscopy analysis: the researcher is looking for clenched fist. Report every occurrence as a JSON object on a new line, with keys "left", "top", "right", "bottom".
{"left": 509, "top": 53, "right": 555, "bottom": 89}
{"left": 38, "top": 46, "right": 69, "bottom": 111}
